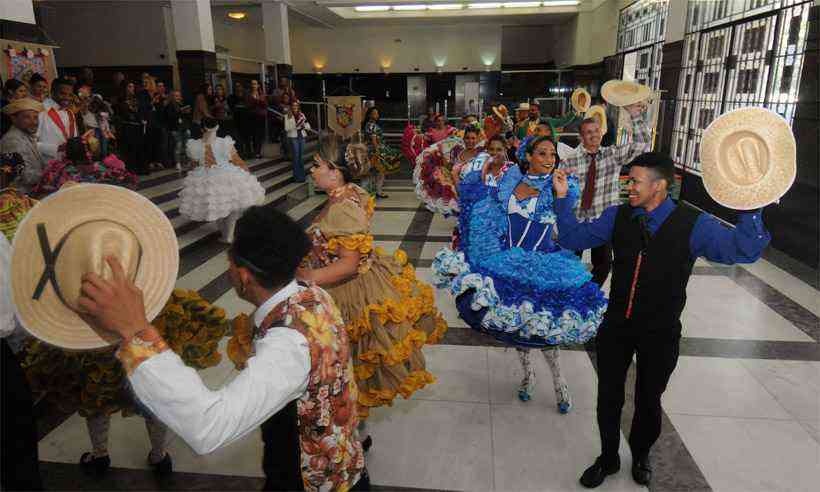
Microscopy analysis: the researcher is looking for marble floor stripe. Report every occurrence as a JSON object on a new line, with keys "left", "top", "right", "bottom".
{"left": 762, "top": 247, "right": 820, "bottom": 291}
{"left": 726, "top": 268, "right": 820, "bottom": 341}
{"left": 398, "top": 206, "right": 436, "bottom": 267}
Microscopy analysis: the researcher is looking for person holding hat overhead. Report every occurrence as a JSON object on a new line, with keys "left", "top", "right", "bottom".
{"left": 0, "top": 99, "right": 48, "bottom": 194}
{"left": 552, "top": 152, "right": 771, "bottom": 488}
{"left": 75, "top": 206, "right": 369, "bottom": 491}
{"left": 561, "top": 99, "right": 651, "bottom": 287}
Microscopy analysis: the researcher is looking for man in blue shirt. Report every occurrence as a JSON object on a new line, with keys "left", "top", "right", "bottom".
{"left": 552, "top": 153, "right": 770, "bottom": 488}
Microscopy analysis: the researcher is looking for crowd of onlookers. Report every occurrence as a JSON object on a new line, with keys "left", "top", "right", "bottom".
{"left": 1, "top": 68, "right": 301, "bottom": 178}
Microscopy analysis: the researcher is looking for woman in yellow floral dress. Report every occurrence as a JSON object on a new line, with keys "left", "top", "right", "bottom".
{"left": 298, "top": 154, "right": 447, "bottom": 426}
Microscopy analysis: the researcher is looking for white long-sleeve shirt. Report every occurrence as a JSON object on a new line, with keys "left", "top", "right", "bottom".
{"left": 128, "top": 280, "right": 311, "bottom": 455}
{"left": 37, "top": 107, "right": 78, "bottom": 161}
{"left": 0, "top": 234, "right": 14, "bottom": 338}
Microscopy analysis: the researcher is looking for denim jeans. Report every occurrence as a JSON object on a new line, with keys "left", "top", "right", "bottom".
{"left": 170, "top": 129, "right": 189, "bottom": 165}
{"left": 289, "top": 136, "right": 305, "bottom": 182}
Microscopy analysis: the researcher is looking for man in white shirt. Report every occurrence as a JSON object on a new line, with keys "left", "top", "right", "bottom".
{"left": 0, "top": 234, "right": 43, "bottom": 491}
{"left": 77, "top": 207, "right": 368, "bottom": 491}
{"left": 37, "top": 78, "right": 79, "bottom": 161}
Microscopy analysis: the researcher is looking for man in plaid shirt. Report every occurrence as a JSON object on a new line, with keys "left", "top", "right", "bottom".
{"left": 561, "top": 103, "right": 651, "bottom": 285}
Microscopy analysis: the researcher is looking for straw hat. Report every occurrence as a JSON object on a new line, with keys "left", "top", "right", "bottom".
{"left": 700, "top": 107, "right": 796, "bottom": 210}
{"left": 570, "top": 88, "right": 591, "bottom": 114}
{"left": 2, "top": 98, "right": 44, "bottom": 115}
{"left": 11, "top": 184, "right": 179, "bottom": 350}
{"left": 516, "top": 102, "right": 531, "bottom": 112}
{"left": 601, "top": 80, "right": 651, "bottom": 107}
{"left": 492, "top": 105, "right": 509, "bottom": 119}
{"left": 585, "top": 105, "right": 608, "bottom": 135}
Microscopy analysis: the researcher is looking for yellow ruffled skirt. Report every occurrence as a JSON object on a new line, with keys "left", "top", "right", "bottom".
{"left": 325, "top": 248, "right": 448, "bottom": 419}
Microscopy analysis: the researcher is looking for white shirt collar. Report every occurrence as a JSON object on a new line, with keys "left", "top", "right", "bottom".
{"left": 252, "top": 280, "right": 300, "bottom": 328}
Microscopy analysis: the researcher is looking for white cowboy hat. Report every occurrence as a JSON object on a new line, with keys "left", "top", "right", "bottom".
{"left": 11, "top": 184, "right": 179, "bottom": 350}
{"left": 570, "top": 88, "right": 591, "bottom": 114}
{"left": 516, "top": 102, "right": 531, "bottom": 112}
{"left": 585, "top": 105, "right": 608, "bottom": 135}
{"left": 700, "top": 107, "right": 796, "bottom": 210}
{"left": 601, "top": 80, "right": 652, "bottom": 107}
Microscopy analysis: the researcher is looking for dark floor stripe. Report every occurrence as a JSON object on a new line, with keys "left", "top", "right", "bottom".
{"left": 178, "top": 237, "right": 229, "bottom": 277}
{"left": 374, "top": 234, "right": 451, "bottom": 243}
{"left": 726, "top": 268, "right": 820, "bottom": 341}
{"left": 398, "top": 206, "right": 435, "bottom": 267}
{"left": 38, "top": 461, "right": 451, "bottom": 492}
{"left": 376, "top": 206, "right": 422, "bottom": 212}
{"left": 761, "top": 246, "right": 820, "bottom": 290}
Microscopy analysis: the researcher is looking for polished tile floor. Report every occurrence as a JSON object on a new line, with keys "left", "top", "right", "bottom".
{"left": 33, "top": 160, "right": 820, "bottom": 491}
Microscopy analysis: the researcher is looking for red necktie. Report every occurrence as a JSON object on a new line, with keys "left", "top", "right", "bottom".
{"left": 580, "top": 153, "right": 597, "bottom": 210}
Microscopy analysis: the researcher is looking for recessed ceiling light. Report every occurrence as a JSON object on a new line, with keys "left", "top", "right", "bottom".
{"left": 428, "top": 4, "right": 463, "bottom": 9}
{"left": 468, "top": 3, "right": 504, "bottom": 8}
{"left": 227, "top": 12, "right": 247, "bottom": 20}
{"left": 393, "top": 5, "right": 428, "bottom": 11}
{"left": 354, "top": 5, "right": 391, "bottom": 12}
{"left": 503, "top": 2, "right": 542, "bottom": 7}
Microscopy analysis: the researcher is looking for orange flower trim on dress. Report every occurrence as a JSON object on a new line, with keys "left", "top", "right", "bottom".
{"left": 227, "top": 314, "right": 254, "bottom": 370}
{"left": 116, "top": 327, "right": 169, "bottom": 375}
{"left": 356, "top": 370, "right": 436, "bottom": 419}
{"left": 327, "top": 234, "right": 373, "bottom": 256}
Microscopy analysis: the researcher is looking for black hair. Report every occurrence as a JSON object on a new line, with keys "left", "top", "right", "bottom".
{"left": 3, "top": 79, "right": 26, "bottom": 96}
{"left": 28, "top": 73, "right": 47, "bottom": 85}
{"left": 51, "top": 77, "right": 74, "bottom": 94}
{"left": 230, "top": 206, "right": 312, "bottom": 289}
{"left": 628, "top": 152, "right": 676, "bottom": 189}
{"left": 487, "top": 134, "right": 506, "bottom": 148}
{"left": 202, "top": 117, "right": 219, "bottom": 130}
{"left": 579, "top": 118, "right": 599, "bottom": 132}
{"left": 519, "top": 136, "right": 559, "bottom": 174}
{"left": 65, "top": 137, "right": 89, "bottom": 164}
{"left": 463, "top": 126, "right": 480, "bottom": 138}
{"left": 363, "top": 106, "right": 378, "bottom": 131}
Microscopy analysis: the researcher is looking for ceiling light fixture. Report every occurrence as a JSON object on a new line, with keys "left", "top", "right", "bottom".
{"left": 541, "top": 0, "right": 581, "bottom": 6}
{"left": 393, "top": 5, "right": 428, "bottom": 10}
{"left": 227, "top": 12, "right": 247, "bottom": 20}
{"left": 427, "top": 3, "right": 463, "bottom": 9}
{"left": 354, "top": 5, "right": 391, "bottom": 12}
{"left": 503, "top": 2, "right": 542, "bottom": 7}
{"left": 468, "top": 2, "right": 504, "bottom": 8}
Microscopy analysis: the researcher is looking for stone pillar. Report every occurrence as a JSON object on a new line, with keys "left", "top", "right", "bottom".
{"left": 170, "top": 0, "right": 216, "bottom": 99}
{"left": 262, "top": 1, "right": 292, "bottom": 70}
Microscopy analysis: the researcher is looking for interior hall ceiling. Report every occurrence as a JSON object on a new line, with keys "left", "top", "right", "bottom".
{"left": 211, "top": 0, "right": 593, "bottom": 28}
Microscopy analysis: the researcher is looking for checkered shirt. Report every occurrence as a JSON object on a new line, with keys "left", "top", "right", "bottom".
{"left": 561, "top": 115, "right": 652, "bottom": 221}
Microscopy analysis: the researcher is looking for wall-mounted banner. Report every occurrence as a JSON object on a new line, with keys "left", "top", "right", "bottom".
{"left": 326, "top": 96, "right": 363, "bottom": 139}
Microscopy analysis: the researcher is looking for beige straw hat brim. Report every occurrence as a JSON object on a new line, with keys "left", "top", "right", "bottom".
{"left": 585, "top": 105, "right": 608, "bottom": 135}
{"left": 492, "top": 105, "right": 508, "bottom": 119}
{"left": 11, "top": 184, "right": 179, "bottom": 350}
{"left": 571, "top": 88, "right": 591, "bottom": 114}
{"left": 700, "top": 107, "right": 796, "bottom": 211}
{"left": 601, "top": 80, "right": 651, "bottom": 107}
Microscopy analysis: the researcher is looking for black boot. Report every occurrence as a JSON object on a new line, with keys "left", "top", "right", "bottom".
{"left": 79, "top": 452, "right": 111, "bottom": 476}
{"left": 579, "top": 456, "right": 620, "bottom": 488}
{"left": 148, "top": 452, "right": 173, "bottom": 477}
{"left": 631, "top": 454, "right": 652, "bottom": 485}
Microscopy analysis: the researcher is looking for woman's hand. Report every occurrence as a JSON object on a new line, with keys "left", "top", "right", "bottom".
{"left": 553, "top": 169, "right": 569, "bottom": 198}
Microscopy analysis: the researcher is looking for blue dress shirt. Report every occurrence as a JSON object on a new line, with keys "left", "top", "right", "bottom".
{"left": 554, "top": 196, "right": 771, "bottom": 264}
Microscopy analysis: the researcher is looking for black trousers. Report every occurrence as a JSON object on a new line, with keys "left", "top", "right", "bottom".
{"left": 576, "top": 244, "right": 612, "bottom": 287}
{"left": 1, "top": 339, "right": 43, "bottom": 491}
{"left": 595, "top": 322, "right": 681, "bottom": 463}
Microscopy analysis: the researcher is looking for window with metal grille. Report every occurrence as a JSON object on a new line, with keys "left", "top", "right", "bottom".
{"left": 707, "top": 36, "right": 725, "bottom": 58}
{"left": 677, "top": 139, "right": 683, "bottom": 158}
{"left": 684, "top": 74, "right": 692, "bottom": 93}
{"left": 788, "top": 16, "right": 802, "bottom": 44}
{"left": 741, "top": 26, "right": 766, "bottom": 54}
{"left": 680, "top": 107, "right": 688, "bottom": 127}
{"left": 703, "top": 72, "right": 720, "bottom": 93}
{"left": 780, "top": 65, "right": 795, "bottom": 93}
{"left": 698, "top": 108, "right": 715, "bottom": 129}
{"left": 737, "top": 68, "right": 760, "bottom": 93}
{"left": 640, "top": 53, "right": 649, "bottom": 68}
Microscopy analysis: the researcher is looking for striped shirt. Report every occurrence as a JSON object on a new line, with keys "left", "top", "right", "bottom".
{"left": 561, "top": 115, "right": 651, "bottom": 221}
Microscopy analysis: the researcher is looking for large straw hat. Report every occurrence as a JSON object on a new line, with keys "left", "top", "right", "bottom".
{"left": 585, "top": 105, "right": 608, "bottom": 135}
{"left": 492, "top": 104, "right": 509, "bottom": 119}
{"left": 11, "top": 184, "right": 179, "bottom": 350}
{"left": 516, "top": 102, "right": 531, "bottom": 112}
{"left": 601, "top": 80, "right": 651, "bottom": 107}
{"left": 2, "top": 98, "right": 44, "bottom": 115}
{"left": 700, "top": 107, "right": 796, "bottom": 210}
{"left": 571, "top": 88, "right": 591, "bottom": 114}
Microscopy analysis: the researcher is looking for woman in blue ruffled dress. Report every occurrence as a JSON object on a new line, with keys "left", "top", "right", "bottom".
{"left": 434, "top": 136, "right": 607, "bottom": 413}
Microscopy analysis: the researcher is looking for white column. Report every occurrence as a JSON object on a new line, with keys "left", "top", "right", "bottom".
{"left": 2, "top": 0, "right": 36, "bottom": 24}
{"left": 262, "top": 1, "right": 291, "bottom": 65}
{"left": 170, "top": 0, "right": 215, "bottom": 52}
{"left": 665, "top": 0, "right": 688, "bottom": 43}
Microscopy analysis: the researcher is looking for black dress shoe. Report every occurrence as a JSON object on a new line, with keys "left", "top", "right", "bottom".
{"left": 149, "top": 452, "right": 173, "bottom": 477}
{"left": 362, "top": 436, "right": 373, "bottom": 453}
{"left": 579, "top": 456, "right": 621, "bottom": 488}
{"left": 79, "top": 452, "right": 111, "bottom": 476}
{"left": 632, "top": 455, "right": 652, "bottom": 485}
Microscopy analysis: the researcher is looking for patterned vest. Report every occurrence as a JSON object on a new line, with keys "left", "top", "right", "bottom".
{"left": 257, "top": 284, "right": 364, "bottom": 492}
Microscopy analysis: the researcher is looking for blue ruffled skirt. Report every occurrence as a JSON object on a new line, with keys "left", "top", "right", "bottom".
{"left": 433, "top": 180, "right": 606, "bottom": 348}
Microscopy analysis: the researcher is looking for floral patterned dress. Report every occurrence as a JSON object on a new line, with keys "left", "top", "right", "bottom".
{"left": 303, "top": 183, "right": 447, "bottom": 418}
{"left": 364, "top": 121, "right": 402, "bottom": 175}
{"left": 413, "top": 137, "right": 483, "bottom": 217}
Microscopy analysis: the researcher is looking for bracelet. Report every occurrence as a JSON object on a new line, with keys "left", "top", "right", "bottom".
{"left": 116, "top": 326, "right": 169, "bottom": 375}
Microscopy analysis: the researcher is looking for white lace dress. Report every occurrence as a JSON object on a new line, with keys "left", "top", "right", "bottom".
{"left": 179, "top": 137, "right": 265, "bottom": 222}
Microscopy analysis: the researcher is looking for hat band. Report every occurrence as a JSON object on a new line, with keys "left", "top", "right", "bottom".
{"left": 33, "top": 223, "right": 69, "bottom": 304}
{"left": 32, "top": 221, "right": 143, "bottom": 309}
